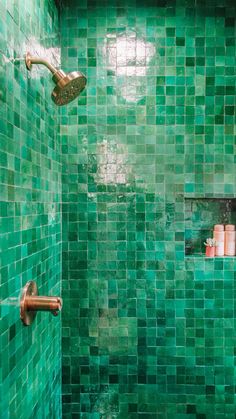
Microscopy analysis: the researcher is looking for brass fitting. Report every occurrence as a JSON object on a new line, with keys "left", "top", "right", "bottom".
{"left": 20, "top": 281, "right": 62, "bottom": 326}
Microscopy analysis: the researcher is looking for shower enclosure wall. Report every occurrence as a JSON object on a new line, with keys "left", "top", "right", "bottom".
{"left": 61, "top": 1, "right": 236, "bottom": 417}
{"left": 0, "top": 0, "right": 236, "bottom": 418}
{"left": 0, "top": 0, "right": 61, "bottom": 417}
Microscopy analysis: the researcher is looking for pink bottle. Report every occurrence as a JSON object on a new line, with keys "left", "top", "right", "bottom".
{"left": 213, "top": 225, "right": 224, "bottom": 256}
{"left": 225, "top": 225, "right": 235, "bottom": 256}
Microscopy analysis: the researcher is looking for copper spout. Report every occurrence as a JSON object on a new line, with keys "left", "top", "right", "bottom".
{"left": 25, "top": 296, "right": 62, "bottom": 315}
{"left": 20, "top": 281, "right": 63, "bottom": 326}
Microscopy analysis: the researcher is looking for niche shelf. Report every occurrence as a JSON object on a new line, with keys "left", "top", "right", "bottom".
{"left": 185, "top": 197, "right": 236, "bottom": 257}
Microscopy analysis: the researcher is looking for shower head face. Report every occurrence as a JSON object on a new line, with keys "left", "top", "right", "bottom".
{"left": 51, "top": 71, "right": 87, "bottom": 106}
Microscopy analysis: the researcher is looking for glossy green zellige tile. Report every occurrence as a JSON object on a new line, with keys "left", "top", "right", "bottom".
{"left": 61, "top": 0, "right": 236, "bottom": 418}
{"left": 0, "top": 0, "right": 62, "bottom": 417}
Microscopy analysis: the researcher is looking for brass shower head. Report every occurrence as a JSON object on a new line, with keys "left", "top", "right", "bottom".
{"left": 25, "top": 52, "right": 87, "bottom": 106}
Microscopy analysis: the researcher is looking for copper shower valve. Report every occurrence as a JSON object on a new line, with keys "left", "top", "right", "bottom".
{"left": 20, "top": 281, "right": 62, "bottom": 326}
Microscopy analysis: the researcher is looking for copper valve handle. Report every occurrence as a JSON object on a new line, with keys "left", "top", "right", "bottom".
{"left": 20, "top": 281, "right": 62, "bottom": 326}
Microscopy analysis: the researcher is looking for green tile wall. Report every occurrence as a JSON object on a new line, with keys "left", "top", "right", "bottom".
{"left": 60, "top": 0, "right": 236, "bottom": 417}
{"left": 61, "top": 0, "right": 236, "bottom": 419}
{"left": 0, "top": 0, "right": 62, "bottom": 417}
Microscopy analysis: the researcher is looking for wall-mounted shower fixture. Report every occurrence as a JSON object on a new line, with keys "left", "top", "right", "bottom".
{"left": 25, "top": 52, "right": 87, "bottom": 106}
{"left": 20, "top": 281, "right": 62, "bottom": 326}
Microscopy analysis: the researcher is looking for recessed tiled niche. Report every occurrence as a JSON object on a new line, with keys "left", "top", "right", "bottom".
{"left": 185, "top": 198, "right": 236, "bottom": 256}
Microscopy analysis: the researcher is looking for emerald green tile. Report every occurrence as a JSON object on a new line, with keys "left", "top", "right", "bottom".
{"left": 60, "top": 0, "right": 236, "bottom": 417}
{"left": 2, "top": 0, "right": 236, "bottom": 417}
{"left": 0, "top": 0, "right": 61, "bottom": 417}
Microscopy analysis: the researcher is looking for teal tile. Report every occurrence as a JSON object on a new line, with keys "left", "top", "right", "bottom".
{"left": 0, "top": 0, "right": 61, "bottom": 417}
{"left": 61, "top": 0, "right": 236, "bottom": 417}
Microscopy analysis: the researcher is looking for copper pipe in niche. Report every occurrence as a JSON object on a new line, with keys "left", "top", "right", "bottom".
{"left": 20, "top": 281, "right": 62, "bottom": 326}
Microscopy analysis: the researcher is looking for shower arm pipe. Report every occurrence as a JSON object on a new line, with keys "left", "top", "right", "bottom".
{"left": 25, "top": 52, "right": 65, "bottom": 82}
